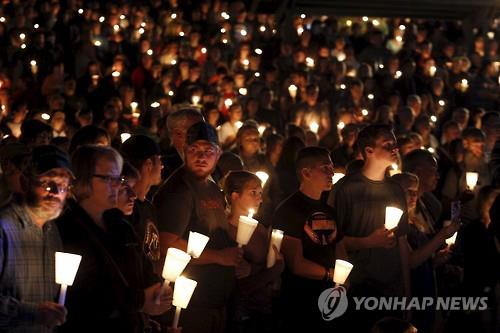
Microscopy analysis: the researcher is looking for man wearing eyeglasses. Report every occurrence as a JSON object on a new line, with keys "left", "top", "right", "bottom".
{"left": 0, "top": 145, "right": 72, "bottom": 332}
{"left": 154, "top": 121, "right": 243, "bottom": 333}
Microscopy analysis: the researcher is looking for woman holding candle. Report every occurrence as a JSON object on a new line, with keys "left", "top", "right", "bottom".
{"left": 55, "top": 145, "right": 172, "bottom": 333}
{"left": 222, "top": 170, "right": 284, "bottom": 332}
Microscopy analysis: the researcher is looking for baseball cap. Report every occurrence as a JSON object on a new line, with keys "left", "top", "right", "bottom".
{"left": 120, "top": 135, "right": 161, "bottom": 162}
{"left": 29, "top": 145, "right": 72, "bottom": 176}
{"left": 186, "top": 121, "right": 218, "bottom": 146}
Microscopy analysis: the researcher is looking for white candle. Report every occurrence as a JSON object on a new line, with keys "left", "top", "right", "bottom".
{"left": 429, "top": 65, "right": 437, "bottom": 77}
{"left": 172, "top": 276, "right": 198, "bottom": 328}
{"left": 237, "top": 211, "right": 258, "bottom": 247}
{"left": 333, "top": 259, "right": 353, "bottom": 285}
{"left": 309, "top": 121, "right": 319, "bottom": 134}
{"left": 120, "top": 133, "right": 131, "bottom": 143}
{"left": 157, "top": 248, "right": 191, "bottom": 304}
{"left": 385, "top": 206, "right": 403, "bottom": 230}
{"left": 191, "top": 95, "right": 201, "bottom": 105}
{"left": 466, "top": 172, "right": 478, "bottom": 191}
{"left": 255, "top": 171, "right": 269, "bottom": 186}
{"left": 30, "top": 60, "right": 38, "bottom": 75}
{"left": 332, "top": 173, "right": 345, "bottom": 185}
{"left": 187, "top": 231, "right": 210, "bottom": 258}
{"left": 266, "top": 229, "right": 284, "bottom": 268}
{"left": 55, "top": 252, "right": 82, "bottom": 305}
{"left": 288, "top": 84, "right": 298, "bottom": 99}
{"left": 446, "top": 232, "right": 457, "bottom": 246}
{"left": 389, "top": 163, "right": 400, "bottom": 177}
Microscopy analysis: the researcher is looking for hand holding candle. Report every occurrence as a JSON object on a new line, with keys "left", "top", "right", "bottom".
{"left": 55, "top": 252, "right": 82, "bottom": 305}
{"left": 171, "top": 276, "right": 198, "bottom": 329}
{"left": 266, "top": 229, "right": 284, "bottom": 268}
{"left": 237, "top": 209, "right": 258, "bottom": 248}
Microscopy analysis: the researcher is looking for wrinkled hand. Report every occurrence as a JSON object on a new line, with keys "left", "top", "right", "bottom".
{"left": 236, "top": 259, "right": 252, "bottom": 279}
{"left": 143, "top": 282, "right": 172, "bottom": 316}
{"left": 217, "top": 247, "right": 243, "bottom": 266}
{"left": 368, "top": 228, "right": 396, "bottom": 249}
{"left": 36, "top": 301, "right": 67, "bottom": 329}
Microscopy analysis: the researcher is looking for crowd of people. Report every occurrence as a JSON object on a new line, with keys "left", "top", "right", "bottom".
{"left": 0, "top": 0, "right": 499, "bottom": 332}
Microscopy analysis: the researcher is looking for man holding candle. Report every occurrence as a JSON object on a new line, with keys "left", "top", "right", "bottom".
{"left": 0, "top": 145, "right": 73, "bottom": 332}
{"left": 154, "top": 121, "right": 242, "bottom": 333}
{"left": 272, "top": 146, "right": 348, "bottom": 330}
{"left": 328, "top": 124, "right": 411, "bottom": 331}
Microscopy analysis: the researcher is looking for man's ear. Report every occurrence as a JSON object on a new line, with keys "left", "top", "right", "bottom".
{"left": 143, "top": 158, "right": 153, "bottom": 174}
{"left": 300, "top": 167, "right": 311, "bottom": 181}
{"left": 365, "top": 146, "right": 374, "bottom": 155}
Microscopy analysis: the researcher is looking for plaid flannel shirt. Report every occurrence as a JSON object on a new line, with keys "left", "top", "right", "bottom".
{"left": 0, "top": 202, "right": 62, "bottom": 333}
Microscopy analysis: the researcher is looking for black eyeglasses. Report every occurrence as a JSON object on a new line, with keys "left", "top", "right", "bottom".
{"left": 93, "top": 174, "right": 126, "bottom": 186}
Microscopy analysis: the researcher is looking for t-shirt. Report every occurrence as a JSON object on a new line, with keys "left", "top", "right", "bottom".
{"left": 272, "top": 191, "right": 342, "bottom": 328}
{"left": 153, "top": 167, "right": 236, "bottom": 308}
{"left": 328, "top": 171, "right": 409, "bottom": 297}
{"left": 128, "top": 199, "right": 161, "bottom": 265}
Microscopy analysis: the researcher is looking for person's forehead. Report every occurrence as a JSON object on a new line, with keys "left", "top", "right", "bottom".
{"left": 38, "top": 169, "right": 71, "bottom": 181}
{"left": 189, "top": 141, "right": 217, "bottom": 149}
{"left": 377, "top": 132, "right": 396, "bottom": 143}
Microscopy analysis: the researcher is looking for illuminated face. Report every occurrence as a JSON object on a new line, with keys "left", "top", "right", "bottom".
{"left": 28, "top": 169, "right": 71, "bottom": 221}
{"left": 232, "top": 179, "right": 263, "bottom": 214}
{"left": 185, "top": 141, "right": 220, "bottom": 178}
{"left": 117, "top": 178, "right": 137, "bottom": 216}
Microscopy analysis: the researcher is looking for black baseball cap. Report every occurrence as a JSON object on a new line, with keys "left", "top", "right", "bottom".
{"left": 29, "top": 145, "right": 72, "bottom": 177}
{"left": 186, "top": 121, "right": 219, "bottom": 146}
{"left": 120, "top": 135, "right": 161, "bottom": 162}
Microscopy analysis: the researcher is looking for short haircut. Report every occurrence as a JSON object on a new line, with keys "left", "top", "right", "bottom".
{"left": 71, "top": 145, "right": 123, "bottom": 201}
{"left": 69, "top": 125, "right": 110, "bottom": 154}
{"left": 402, "top": 149, "right": 435, "bottom": 173}
{"left": 442, "top": 120, "right": 460, "bottom": 132}
{"left": 295, "top": 146, "right": 330, "bottom": 180}
{"left": 462, "top": 127, "right": 486, "bottom": 142}
{"left": 166, "top": 107, "right": 203, "bottom": 133}
{"left": 121, "top": 161, "right": 140, "bottom": 181}
{"left": 356, "top": 124, "right": 393, "bottom": 159}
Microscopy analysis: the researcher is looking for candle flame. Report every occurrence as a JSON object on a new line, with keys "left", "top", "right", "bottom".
{"left": 248, "top": 209, "right": 255, "bottom": 219}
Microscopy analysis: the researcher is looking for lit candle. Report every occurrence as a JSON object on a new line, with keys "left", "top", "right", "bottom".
{"left": 445, "top": 232, "right": 457, "bottom": 246}
{"left": 337, "top": 121, "right": 345, "bottom": 130}
{"left": 255, "top": 171, "right": 269, "bottom": 186}
{"left": 130, "top": 102, "right": 138, "bottom": 113}
{"left": 191, "top": 95, "right": 201, "bottom": 105}
{"left": 238, "top": 87, "right": 248, "bottom": 96}
{"left": 237, "top": 210, "right": 258, "bottom": 247}
{"left": 242, "top": 59, "right": 249, "bottom": 70}
{"left": 385, "top": 206, "right": 403, "bottom": 230}
{"left": 429, "top": 65, "right": 436, "bottom": 77}
{"left": 427, "top": 147, "right": 435, "bottom": 154}
{"left": 120, "top": 133, "right": 131, "bottom": 143}
{"left": 288, "top": 84, "right": 298, "bottom": 99}
{"left": 266, "top": 229, "right": 284, "bottom": 268}
{"left": 240, "top": 29, "right": 247, "bottom": 37}
{"left": 438, "top": 100, "right": 445, "bottom": 107}
{"left": 224, "top": 98, "right": 233, "bottom": 108}
{"left": 460, "top": 79, "right": 468, "bottom": 92}
{"left": 466, "top": 172, "right": 478, "bottom": 191}
{"left": 306, "top": 57, "right": 315, "bottom": 68}
{"left": 259, "top": 25, "right": 266, "bottom": 32}
{"left": 361, "top": 109, "right": 369, "bottom": 117}
{"left": 30, "top": 60, "right": 38, "bottom": 75}
{"left": 55, "top": 252, "right": 82, "bottom": 305}
{"left": 112, "top": 71, "right": 121, "bottom": 78}
{"left": 336, "top": 52, "right": 346, "bottom": 62}
{"left": 172, "top": 276, "right": 197, "bottom": 329}
{"left": 309, "top": 121, "right": 319, "bottom": 134}
{"left": 389, "top": 163, "right": 400, "bottom": 177}
{"left": 367, "top": 94, "right": 374, "bottom": 100}
{"left": 235, "top": 121, "right": 243, "bottom": 129}
{"left": 187, "top": 231, "right": 210, "bottom": 258}
{"left": 339, "top": 84, "right": 346, "bottom": 90}
{"left": 332, "top": 173, "right": 345, "bottom": 185}
{"left": 150, "top": 101, "right": 160, "bottom": 108}
{"left": 297, "top": 26, "right": 304, "bottom": 36}
{"left": 333, "top": 259, "right": 353, "bottom": 285}
{"left": 257, "top": 125, "right": 266, "bottom": 136}
{"left": 254, "top": 48, "right": 262, "bottom": 55}
{"left": 41, "top": 113, "right": 51, "bottom": 121}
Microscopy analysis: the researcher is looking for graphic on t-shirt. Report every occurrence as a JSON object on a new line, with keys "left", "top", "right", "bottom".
{"left": 143, "top": 220, "right": 160, "bottom": 261}
{"left": 304, "top": 212, "right": 337, "bottom": 245}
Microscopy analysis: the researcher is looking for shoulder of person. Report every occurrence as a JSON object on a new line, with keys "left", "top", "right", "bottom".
{"left": 154, "top": 168, "right": 191, "bottom": 199}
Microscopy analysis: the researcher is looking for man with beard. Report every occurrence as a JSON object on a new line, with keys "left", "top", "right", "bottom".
{"left": 0, "top": 145, "right": 73, "bottom": 332}
{"left": 328, "top": 124, "right": 411, "bottom": 331}
{"left": 154, "top": 122, "right": 242, "bottom": 333}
